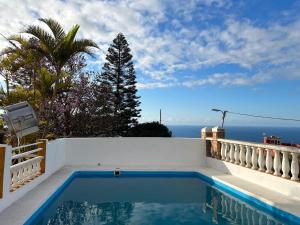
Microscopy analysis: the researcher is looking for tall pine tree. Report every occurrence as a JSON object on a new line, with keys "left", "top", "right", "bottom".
{"left": 100, "top": 33, "right": 140, "bottom": 136}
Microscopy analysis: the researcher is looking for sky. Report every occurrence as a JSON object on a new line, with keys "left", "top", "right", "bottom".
{"left": 1, "top": 0, "right": 300, "bottom": 127}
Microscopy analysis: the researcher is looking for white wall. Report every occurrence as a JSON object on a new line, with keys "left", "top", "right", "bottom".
{"left": 206, "top": 157, "right": 300, "bottom": 200}
{"left": 64, "top": 138, "right": 206, "bottom": 168}
{"left": 0, "top": 137, "right": 206, "bottom": 213}
{"left": 46, "top": 139, "right": 66, "bottom": 175}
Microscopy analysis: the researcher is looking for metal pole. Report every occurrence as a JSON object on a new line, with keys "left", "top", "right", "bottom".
{"left": 221, "top": 111, "right": 227, "bottom": 128}
{"left": 159, "top": 109, "right": 162, "bottom": 124}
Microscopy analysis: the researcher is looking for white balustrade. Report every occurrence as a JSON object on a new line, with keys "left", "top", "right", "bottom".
{"left": 251, "top": 147, "right": 258, "bottom": 170}
{"left": 226, "top": 143, "right": 231, "bottom": 162}
{"left": 10, "top": 141, "right": 46, "bottom": 191}
{"left": 245, "top": 145, "right": 252, "bottom": 168}
{"left": 239, "top": 145, "right": 246, "bottom": 167}
{"left": 281, "top": 151, "right": 290, "bottom": 179}
{"left": 10, "top": 156, "right": 43, "bottom": 190}
{"left": 234, "top": 144, "right": 240, "bottom": 164}
{"left": 258, "top": 148, "right": 265, "bottom": 172}
{"left": 221, "top": 142, "right": 226, "bottom": 160}
{"left": 230, "top": 144, "right": 235, "bottom": 163}
{"left": 265, "top": 149, "right": 273, "bottom": 174}
{"left": 273, "top": 150, "right": 281, "bottom": 176}
{"left": 291, "top": 153, "right": 299, "bottom": 181}
{"left": 214, "top": 138, "right": 300, "bottom": 182}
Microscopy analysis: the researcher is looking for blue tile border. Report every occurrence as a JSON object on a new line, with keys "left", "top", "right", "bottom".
{"left": 24, "top": 170, "right": 300, "bottom": 225}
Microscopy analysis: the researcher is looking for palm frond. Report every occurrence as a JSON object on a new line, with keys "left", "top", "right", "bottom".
{"left": 39, "top": 18, "right": 66, "bottom": 40}
{"left": 24, "top": 25, "right": 56, "bottom": 51}
{"left": 7, "top": 35, "right": 28, "bottom": 46}
{"left": 0, "top": 47, "right": 17, "bottom": 56}
{"left": 64, "top": 24, "right": 80, "bottom": 44}
{"left": 71, "top": 39, "right": 99, "bottom": 57}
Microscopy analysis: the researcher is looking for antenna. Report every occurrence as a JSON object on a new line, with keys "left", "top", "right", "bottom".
{"left": 159, "top": 109, "right": 162, "bottom": 124}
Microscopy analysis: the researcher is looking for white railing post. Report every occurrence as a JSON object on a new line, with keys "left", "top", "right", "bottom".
{"left": 230, "top": 143, "right": 235, "bottom": 163}
{"left": 265, "top": 149, "right": 273, "bottom": 174}
{"left": 258, "top": 148, "right": 265, "bottom": 172}
{"left": 239, "top": 145, "right": 246, "bottom": 166}
{"left": 291, "top": 153, "right": 299, "bottom": 181}
{"left": 251, "top": 147, "right": 258, "bottom": 170}
{"left": 220, "top": 142, "right": 225, "bottom": 160}
{"left": 234, "top": 144, "right": 240, "bottom": 164}
{"left": 281, "top": 151, "right": 290, "bottom": 179}
{"left": 224, "top": 143, "right": 229, "bottom": 161}
{"left": 245, "top": 145, "right": 251, "bottom": 168}
{"left": 226, "top": 143, "right": 230, "bottom": 162}
{"left": 273, "top": 150, "right": 281, "bottom": 176}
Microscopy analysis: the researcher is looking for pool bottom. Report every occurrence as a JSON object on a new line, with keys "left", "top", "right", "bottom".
{"left": 24, "top": 171, "right": 300, "bottom": 225}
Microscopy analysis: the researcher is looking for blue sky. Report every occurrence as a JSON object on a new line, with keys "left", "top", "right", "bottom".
{"left": 1, "top": 0, "right": 300, "bottom": 126}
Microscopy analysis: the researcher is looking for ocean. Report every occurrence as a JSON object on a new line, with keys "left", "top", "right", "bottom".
{"left": 168, "top": 125, "right": 300, "bottom": 144}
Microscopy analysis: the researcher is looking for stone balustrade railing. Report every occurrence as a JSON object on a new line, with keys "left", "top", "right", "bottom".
{"left": 10, "top": 156, "right": 43, "bottom": 190}
{"left": 10, "top": 140, "right": 47, "bottom": 191}
{"left": 207, "top": 137, "right": 300, "bottom": 182}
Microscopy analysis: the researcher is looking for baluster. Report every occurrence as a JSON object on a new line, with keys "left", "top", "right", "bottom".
{"left": 11, "top": 171, "right": 18, "bottom": 189}
{"left": 291, "top": 152, "right": 299, "bottom": 181}
{"left": 226, "top": 144, "right": 231, "bottom": 162}
{"left": 266, "top": 149, "right": 273, "bottom": 174}
{"left": 26, "top": 164, "right": 32, "bottom": 180}
{"left": 37, "top": 159, "right": 41, "bottom": 174}
{"left": 282, "top": 151, "right": 290, "bottom": 179}
{"left": 224, "top": 143, "right": 229, "bottom": 161}
{"left": 230, "top": 144, "right": 235, "bottom": 163}
{"left": 258, "top": 148, "right": 265, "bottom": 172}
{"left": 245, "top": 146, "right": 252, "bottom": 168}
{"left": 22, "top": 165, "right": 28, "bottom": 183}
{"left": 32, "top": 161, "right": 37, "bottom": 176}
{"left": 273, "top": 150, "right": 281, "bottom": 176}
{"left": 221, "top": 142, "right": 225, "bottom": 160}
{"left": 17, "top": 169, "right": 23, "bottom": 186}
{"left": 239, "top": 145, "right": 246, "bottom": 166}
{"left": 28, "top": 163, "right": 34, "bottom": 179}
{"left": 251, "top": 147, "right": 258, "bottom": 170}
{"left": 234, "top": 144, "right": 240, "bottom": 164}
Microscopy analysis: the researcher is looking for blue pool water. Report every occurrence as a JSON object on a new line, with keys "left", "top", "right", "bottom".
{"left": 26, "top": 171, "right": 300, "bottom": 225}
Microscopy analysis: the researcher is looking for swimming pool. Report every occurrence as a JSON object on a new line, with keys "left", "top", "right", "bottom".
{"left": 25, "top": 171, "right": 300, "bottom": 225}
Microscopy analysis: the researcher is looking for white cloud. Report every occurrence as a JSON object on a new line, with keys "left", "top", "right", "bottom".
{"left": 1, "top": 0, "right": 300, "bottom": 89}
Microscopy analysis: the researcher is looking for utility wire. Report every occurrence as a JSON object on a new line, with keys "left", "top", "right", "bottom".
{"left": 227, "top": 111, "right": 300, "bottom": 122}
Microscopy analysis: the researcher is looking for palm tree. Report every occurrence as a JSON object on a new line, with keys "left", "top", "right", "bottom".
{"left": 23, "top": 18, "right": 98, "bottom": 97}
{"left": 0, "top": 35, "right": 40, "bottom": 96}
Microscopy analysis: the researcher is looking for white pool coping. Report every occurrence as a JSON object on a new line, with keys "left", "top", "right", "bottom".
{"left": 0, "top": 165, "right": 299, "bottom": 225}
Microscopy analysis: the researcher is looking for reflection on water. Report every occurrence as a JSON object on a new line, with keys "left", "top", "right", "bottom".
{"left": 30, "top": 177, "right": 293, "bottom": 225}
{"left": 202, "top": 187, "right": 287, "bottom": 225}
{"left": 32, "top": 202, "right": 134, "bottom": 225}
